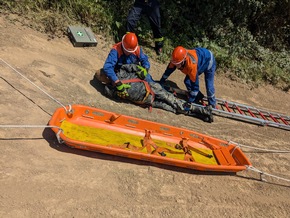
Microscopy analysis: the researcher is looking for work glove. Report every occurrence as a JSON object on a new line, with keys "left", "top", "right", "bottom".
{"left": 183, "top": 102, "right": 192, "bottom": 112}
{"left": 136, "top": 65, "right": 148, "bottom": 80}
{"left": 116, "top": 81, "right": 131, "bottom": 98}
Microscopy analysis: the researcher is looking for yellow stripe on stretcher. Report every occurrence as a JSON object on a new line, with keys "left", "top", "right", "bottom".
{"left": 60, "top": 120, "right": 218, "bottom": 165}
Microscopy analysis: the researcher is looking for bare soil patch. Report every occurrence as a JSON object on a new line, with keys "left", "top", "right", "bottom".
{"left": 0, "top": 14, "right": 289, "bottom": 218}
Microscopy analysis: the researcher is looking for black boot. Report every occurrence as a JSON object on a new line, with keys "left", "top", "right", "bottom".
{"left": 155, "top": 41, "right": 163, "bottom": 56}
{"left": 193, "top": 91, "right": 205, "bottom": 105}
{"left": 203, "top": 105, "right": 214, "bottom": 123}
{"left": 189, "top": 105, "right": 214, "bottom": 123}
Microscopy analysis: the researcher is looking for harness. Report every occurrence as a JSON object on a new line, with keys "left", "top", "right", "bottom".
{"left": 121, "top": 78, "right": 155, "bottom": 111}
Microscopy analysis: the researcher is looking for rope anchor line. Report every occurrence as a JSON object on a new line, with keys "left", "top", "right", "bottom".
{"left": 0, "top": 125, "right": 62, "bottom": 131}
{"left": 0, "top": 125, "right": 64, "bottom": 144}
{"left": 246, "top": 165, "right": 290, "bottom": 183}
{"left": 0, "top": 58, "right": 72, "bottom": 114}
{"left": 230, "top": 141, "right": 290, "bottom": 183}
{"left": 228, "top": 140, "right": 290, "bottom": 153}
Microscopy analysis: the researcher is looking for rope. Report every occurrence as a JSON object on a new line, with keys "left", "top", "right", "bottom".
{"left": 1, "top": 76, "right": 52, "bottom": 116}
{"left": 1, "top": 59, "right": 70, "bottom": 144}
{"left": 0, "top": 125, "right": 60, "bottom": 129}
{"left": 0, "top": 125, "right": 64, "bottom": 144}
{"left": 229, "top": 141, "right": 290, "bottom": 183}
{"left": 228, "top": 141, "right": 290, "bottom": 153}
{"left": 0, "top": 58, "right": 71, "bottom": 113}
{"left": 246, "top": 165, "right": 290, "bottom": 183}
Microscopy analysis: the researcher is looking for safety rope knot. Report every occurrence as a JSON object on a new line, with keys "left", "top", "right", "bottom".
{"left": 56, "top": 128, "right": 64, "bottom": 144}
{"left": 65, "top": 104, "right": 73, "bottom": 115}
{"left": 246, "top": 165, "right": 267, "bottom": 182}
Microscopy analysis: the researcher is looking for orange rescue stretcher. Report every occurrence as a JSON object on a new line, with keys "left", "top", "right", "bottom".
{"left": 49, "top": 104, "right": 252, "bottom": 173}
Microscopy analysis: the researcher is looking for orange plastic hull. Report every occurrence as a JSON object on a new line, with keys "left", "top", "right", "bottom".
{"left": 49, "top": 105, "right": 252, "bottom": 172}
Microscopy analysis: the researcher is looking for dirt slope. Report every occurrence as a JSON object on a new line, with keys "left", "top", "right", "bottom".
{"left": 0, "top": 14, "right": 289, "bottom": 218}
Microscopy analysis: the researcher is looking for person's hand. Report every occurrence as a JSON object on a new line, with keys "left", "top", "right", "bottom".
{"left": 136, "top": 66, "right": 148, "bottom": 80}
{"left": 116, "top": 81, "right": 131, "bottom": 98}
{"left": 183, "top": 102, "right": 192, "bottom": 112}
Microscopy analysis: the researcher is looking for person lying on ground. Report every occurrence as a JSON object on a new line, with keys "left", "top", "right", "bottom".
{"left": 95, "top": 64, "right": 213, "bottom": 123}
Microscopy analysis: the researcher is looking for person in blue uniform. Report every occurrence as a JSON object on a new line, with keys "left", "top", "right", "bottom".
{"left": 126, "top": 0, "right": 164, "bottom": 55}
{"left": 101, "top": 32, "right": 154, "bottom": 98}
{"left": 160, "top": 46, "right": 217, "bottom": 108}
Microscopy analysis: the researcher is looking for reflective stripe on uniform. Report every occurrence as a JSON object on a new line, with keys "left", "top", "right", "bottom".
{"left": 189, "top": 90, "right": 199, "bottom": 97}
{"left": 207, "top": 51, "right": 213, "bottom": 70}
{"left": 208, "top": 93, "right": 215, "bottom": 98}
{"left": 154, "top": 37, "right": 164, "bottom": 42}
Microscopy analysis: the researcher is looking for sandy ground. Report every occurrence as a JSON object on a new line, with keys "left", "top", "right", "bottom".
{"left": 0, "top": 14, "right": 290, "bottom": 218}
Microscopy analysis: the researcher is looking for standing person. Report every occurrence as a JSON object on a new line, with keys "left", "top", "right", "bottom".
{"left": 126, "top": 0, "right": 164, "bottom": 55}
{"left": 159, "top": 46, "right": 217, "bottom": 109}
{"left": 98, "top": 32, "right": 154, "bottom": 98}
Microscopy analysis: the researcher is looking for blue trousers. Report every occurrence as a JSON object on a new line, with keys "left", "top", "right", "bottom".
{"left": 184, "top": 57, "right": 216, "bottom": 107}
{"left": 126, "top": 1, "right": 163, "bottom": 40}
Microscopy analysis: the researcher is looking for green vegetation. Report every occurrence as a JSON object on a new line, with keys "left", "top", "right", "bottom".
{"left": 1, "top": 0, "right": 289, "bottom": 91}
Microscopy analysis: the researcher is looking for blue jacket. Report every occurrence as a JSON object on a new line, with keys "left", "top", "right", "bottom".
{"left": 103, "top": 42, "right": 150, "bottom": 83}
{"left": 161, "top": 47, "right": 212, "bottom": 81}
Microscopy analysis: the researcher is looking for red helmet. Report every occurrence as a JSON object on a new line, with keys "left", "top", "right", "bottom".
{"left": 171, "top": 46, "right": 187, "bottom": 65}
{"left": 122, "top": 32, "right": 138, "bottom": 53}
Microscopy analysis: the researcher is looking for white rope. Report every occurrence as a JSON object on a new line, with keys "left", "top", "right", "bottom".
{"left": 0, "top": 125, "right": 64, "bottom": 144}
{"left": 246, "top": 165, "right": 290, "bottom": 183}
{"left": 0, "top": 125, "right": 60, "bottom": 129}
{"left": 229, "top": 141, "right": 290, "bottom": 183}
{"left": 1, "top": 59, "right": 71, "bottom": 144}
{"left": 0, "top": 58, "right": 71, "bottom": 113}
{"left": 228, "top": 141, "right": 290, "bottom": 153}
